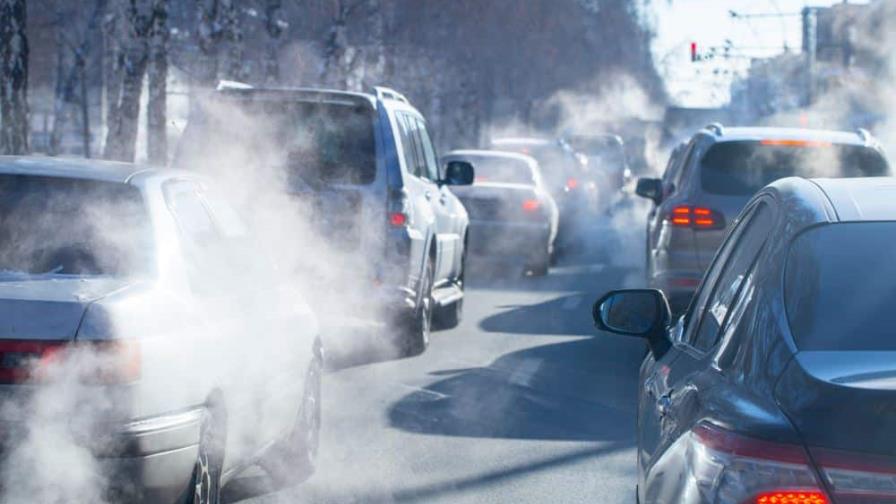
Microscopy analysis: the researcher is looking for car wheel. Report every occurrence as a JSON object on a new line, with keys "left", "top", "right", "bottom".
{"left": 407, "top": 258, "right": 433, "bottom": 356}
{"left": 433, "top": 258, "right": 464, "bottom": 330}
{"left": 261, "top": 354, "right": 322, "bottom": 487}
{"left": 188, "top": 410, "right": 224, "bottom": 504}
{"left": 527, "top": 247, "right": 550, "bottom": 277}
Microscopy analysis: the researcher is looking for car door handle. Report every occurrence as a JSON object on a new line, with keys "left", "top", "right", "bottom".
{"left": 439, "top": 194, "right": 448, "bottom": 205}
{"left": 425, "top": 191, "right": 433, "bottom": 201}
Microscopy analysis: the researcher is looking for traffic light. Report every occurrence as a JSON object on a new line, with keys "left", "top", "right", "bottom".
{"left": 690, "top": 42, "right": 698, "bottom": 62}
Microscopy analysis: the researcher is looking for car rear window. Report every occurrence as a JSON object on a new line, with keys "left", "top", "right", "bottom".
{"left": 700, "top": 141, "right": 888, "bottom": 195}
{"left": 0, "top": 175, "right": 152, "bottom": 277}
{"left": 785, "top": 222, "right": 896, "bottom": 351}
{"left": 181, "top": 98, "right": 377, "bottom": 186}
{"left": 468, "top": 156, "right": 535, "bottom": 185}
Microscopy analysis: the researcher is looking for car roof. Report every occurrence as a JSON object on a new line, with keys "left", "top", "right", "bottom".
{"left": 444, "top": 149, "right": 538, "bottom": 166}
{"left": 490, "top": 137, "right": 555, "bottom": 147}
{"left": 811, "top": 177, "right": 896, "bottom": 222}
{"left": 0, "top": 156, "right": 176, "bottom": 184}
{"left": 212, "top": 86, "right": 377, "bottom": 108}
{"left": 707, "top": 126, "right": 869, "bottom": 146}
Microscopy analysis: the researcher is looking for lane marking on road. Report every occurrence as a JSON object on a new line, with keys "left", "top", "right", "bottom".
{"left": 561, "top": 295, "right": 584, "bottom": 311}
{"left": 509, "top": 358, "right": 543, "bottom": 387}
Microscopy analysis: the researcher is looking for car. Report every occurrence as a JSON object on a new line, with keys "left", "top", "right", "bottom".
{"left": 563, "top": 133, "right": 628, "bottom": 201}
{"left": 178, "top": 84, "right": 474, "bottom": 356}
{"left": 594, "top": 175, "right": 896, "bottom": 504}
{"left": 441, "top": 150, "right": 559, "bottom": 276}
{"left": 636, "top": 125, "right": 889, "bottom": 313}
{"left": 489, "top": 137, "right": 596, "bottom": 254}
{"left": 0, "top": 156, "right": 322, "bottom": 504}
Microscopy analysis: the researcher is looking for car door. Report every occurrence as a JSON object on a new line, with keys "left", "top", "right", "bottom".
{"left": 395, "top": 111, "right": 438, "bottom": 286}
{"left": 414, "top": 116, "right": 462, "bottom": 284}
{"left": 639, "top": 199, "right": 775, "bottom": 492}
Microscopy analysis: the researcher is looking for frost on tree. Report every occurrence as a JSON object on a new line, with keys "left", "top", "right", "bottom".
{"left": 0, "top": 0, "right": 29, "bottom": 155}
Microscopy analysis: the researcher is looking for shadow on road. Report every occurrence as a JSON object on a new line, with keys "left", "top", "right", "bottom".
{"left": 388, "top": 336, "right": 643, "bottom": 441}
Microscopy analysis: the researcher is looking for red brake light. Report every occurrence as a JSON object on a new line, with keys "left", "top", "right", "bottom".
{"left": 690, "top": 423, "right": 830, "bottom": 504}
{"left": 668, "top": 205, "right": 724, "bottom": 229}
{"left": 754, "top": 491, "right": 829, "bottom": 504}
{"left": 389, "top": 212, "right": 408, "bottom": 227}
{"left": 522, "top": 199, "right": 540, "bottom": 212}
{"left": 760, "top": 139, "right": 832, "bottom": 148}
{"left": 566, "top": 177, "right": 579, "bottom": 190}
{"left": 0, "top": 339, "right": 140, "bottom": 384}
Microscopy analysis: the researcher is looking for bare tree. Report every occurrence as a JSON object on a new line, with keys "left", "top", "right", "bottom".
{"left": 146, "top": 0, "right": 168, "bottom": 164}
{"left": 262, "top": 0, "right": 283, "bottom": 84}
{"left": 0, "top": 0, "right": 29, "bottom": 154}
{"left": 103, "top": 0, "right": 151, "bottom": 162}
{"left": 195, "top": 0, "right": 220, "bottom": 86}
{"left": 321, "top": 0, "right": 362, "bottom": 89}
{"left": 49, "top": 0, "right": 108, "bottom": 157}
{"left": 219, "top": 0, "right": 244, "bottom": 80}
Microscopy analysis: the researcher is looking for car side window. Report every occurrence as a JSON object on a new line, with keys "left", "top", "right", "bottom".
{"left": 414, "top": 117, "right": 440, "bottom": 181}
{"left": 165, "top": 181, "right": 218, "bottom": 244}
{"left": 689, "top": 203, "right": 774, "bottom": 351}
{"left": 396, "top": 113, "right": 421, "bottom": 178}
{"left": 681, "top": 201, "right": 760, "bottom": 347}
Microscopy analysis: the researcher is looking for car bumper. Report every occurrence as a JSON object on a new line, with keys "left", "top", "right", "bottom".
{"left": 468, "top": 220, "right": 550, "bottom": 259}
{"left": 15, "top": 407, "right": 205, "bottom": 503}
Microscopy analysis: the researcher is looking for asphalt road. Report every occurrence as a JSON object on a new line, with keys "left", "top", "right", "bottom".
{"left": 228, "top": 210, "right": 648, "bottom": 504}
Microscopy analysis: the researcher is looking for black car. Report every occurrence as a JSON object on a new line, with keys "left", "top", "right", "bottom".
{"left": 594, "top": 176, "right": 896, "bottom": 504}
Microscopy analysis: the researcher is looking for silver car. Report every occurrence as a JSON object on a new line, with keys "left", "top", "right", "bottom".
{"left": 443, "top": 150, "right": 559, "bottom": 275}
{"left": 0, "top": 157, "right": 321, "bottom": 503}
{"left": 637, "top": 125, "right": 889, "bottom": 313}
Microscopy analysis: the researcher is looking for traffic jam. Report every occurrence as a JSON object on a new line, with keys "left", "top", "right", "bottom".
{"left": 0, "top": 1, "right": 894, "bottom": 503}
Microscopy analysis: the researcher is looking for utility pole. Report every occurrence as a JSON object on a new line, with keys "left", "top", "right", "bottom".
{"left": 802, "top": 7, "right": 817, "bottom": 106}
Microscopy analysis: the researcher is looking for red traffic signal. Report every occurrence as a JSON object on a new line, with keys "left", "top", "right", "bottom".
{"left": 690, "top": 42, "right": 697, "bottom": 62}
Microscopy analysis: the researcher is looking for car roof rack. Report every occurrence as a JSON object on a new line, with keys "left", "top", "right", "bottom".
{"left": 856, "top": 128, "right": 872, "bottom": 143}
{"left": 704, "top": 122, "right": 724, "bottom": 136}
{"left": 216, "top": 80, "right": 254, "bottom": 91}
{"left": 373, "top": 86, "right": 409, "bottom": 104}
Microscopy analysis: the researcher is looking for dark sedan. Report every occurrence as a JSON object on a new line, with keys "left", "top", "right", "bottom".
{"left": 594, "top": 176, "right": 896, "bottom": 504}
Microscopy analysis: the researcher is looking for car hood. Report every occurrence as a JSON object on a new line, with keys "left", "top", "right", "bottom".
{"left": 775, "top": 351, "right": 896, "bottom": 457}
{"left": 0, "top": 276, "right": 133, "bottom": 340}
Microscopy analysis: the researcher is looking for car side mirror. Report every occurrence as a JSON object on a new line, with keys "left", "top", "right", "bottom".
{"left": 442, "top": 161, "right": 475, "bottom": 186}
{"left": 635, "top": 177, "right": 663, "bottom": 205}
{"left": 593, "top": 289, "right": 672, "bottom": 358}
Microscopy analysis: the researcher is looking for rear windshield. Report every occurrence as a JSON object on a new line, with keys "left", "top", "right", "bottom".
{"left": 785, "top": 222, "right": 896, "bottom": 351}
{"left": 180, "top": 98, "right": 376, "bottom": 186}
{"left": 468, "top": 156, "right": 535, "bottom": 185}
{"left": 700, "top": 141, "right": 888, "bottom": 195}
{"left": 0, "top": 175, "right": 152, "bottom": 277}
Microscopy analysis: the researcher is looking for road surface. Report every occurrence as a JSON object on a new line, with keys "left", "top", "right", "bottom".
{"left": 228, "top": 215, "right": 648, "bottom": 504}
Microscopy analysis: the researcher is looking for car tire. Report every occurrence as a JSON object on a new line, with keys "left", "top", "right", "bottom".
{"left": 261, "top": 353, "right": 322, "bottom": 487}
{"left": 187, "top": 409, "right": 224, "bottom": 504}
{"left": 527, "top": 247, "right": 550, "bottom": 277}
{"left": 399, "top": 258, "right": 433, "bottom": 357}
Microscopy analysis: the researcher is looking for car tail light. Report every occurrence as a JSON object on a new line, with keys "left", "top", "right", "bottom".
{"left": 813, "top": 447, "right": 896, "bottom": 503}
{"left": 0, "top": 339, "right": 140, "bottom": 385}
{"left": 389, "top": 212, "right": 408, "bottom": 227}
{"left": 686, "top": 422, "right": 829, "bottom": 504}
{"left": 522, "top": 199, "right": 540, "bottom": 213}
{"left": 566, "top": 177, "right": 579, "bottom": 190}
{"left": 760, "top": 139, "right": 832, "bottom": 148}
{"left": 667, "top": 205, "right": 725, "bottom": 230}
{"left": 388, "top": 187, "right": 410, "bottom": 228}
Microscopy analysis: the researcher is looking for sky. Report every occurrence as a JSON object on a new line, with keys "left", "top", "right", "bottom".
{"left": 649, "top": 0, "right": 869, "bottom": 107}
